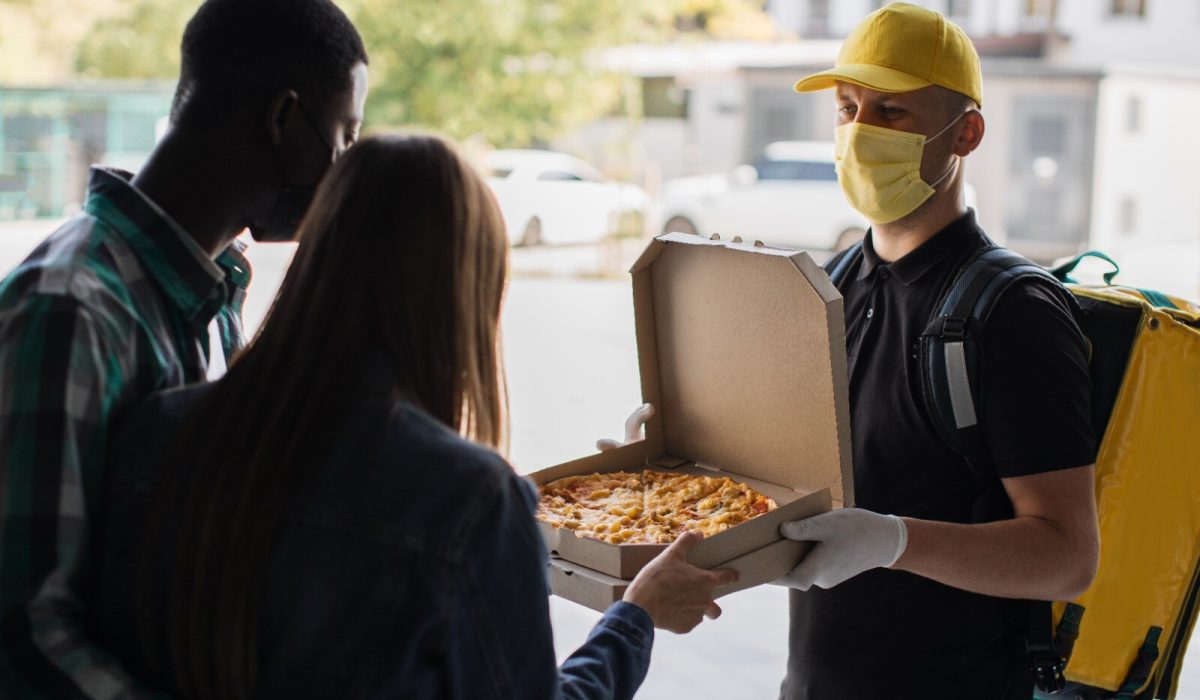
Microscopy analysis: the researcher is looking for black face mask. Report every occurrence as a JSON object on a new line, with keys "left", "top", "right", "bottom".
{"left": 248, "top": 102, "right": 334, "bottom": 243}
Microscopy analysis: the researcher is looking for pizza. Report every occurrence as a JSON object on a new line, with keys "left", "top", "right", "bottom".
{"left": 536, "top": 470, "right": 778, "bottom": 545}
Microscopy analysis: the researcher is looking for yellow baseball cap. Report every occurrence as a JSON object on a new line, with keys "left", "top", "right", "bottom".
{"left": 793, "top": 2, "right": 982, "bottom": 106}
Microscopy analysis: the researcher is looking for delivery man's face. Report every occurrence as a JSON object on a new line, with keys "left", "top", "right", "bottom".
{"left": 833, "top": 81, "right": 978, "bottom": 194}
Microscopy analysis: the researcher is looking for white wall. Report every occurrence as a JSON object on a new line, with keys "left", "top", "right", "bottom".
{"left": 686, "top": 77, "right": 748, "bottom": 174}
{"left": 767, "top": 0, "right": 879, "bottom": 38}
{"left": 768, "top": 0, "right": 1030, "bottom": 39}
{"left": 827, "top": 0, "right": 878, "bottom": 36}
{"left": 1088, "top": 71, "right": 1200, "bottom": 299}
{"left": 1053, "top": 0, "right": 1200, "bottom": 71}
{"left": 767, "top": 0, "right": 805, "bottom": 35}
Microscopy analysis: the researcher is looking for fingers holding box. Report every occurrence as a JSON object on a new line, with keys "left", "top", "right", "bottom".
{"left": 623, "top": 530, "right": 739, "bottom": 634}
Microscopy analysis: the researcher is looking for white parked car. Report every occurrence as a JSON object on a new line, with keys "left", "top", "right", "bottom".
{"left": 484, "top": 149, "right": 650, "bottom": 246}
{"left": 659, "top": 141, "right": 977, "bottom": 252}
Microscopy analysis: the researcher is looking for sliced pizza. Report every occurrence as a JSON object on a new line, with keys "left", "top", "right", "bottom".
{"left": 536, "top": 469, "right": 778, "bottom": 545}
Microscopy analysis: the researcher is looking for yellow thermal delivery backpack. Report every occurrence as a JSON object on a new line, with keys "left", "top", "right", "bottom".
{"left": 1043, "top": 254, "right": 1200, "bottom": 698}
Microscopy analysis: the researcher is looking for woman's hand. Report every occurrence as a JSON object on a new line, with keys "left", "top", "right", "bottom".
{"left": 622, "top": 530, "right": 738, "bottom": 634}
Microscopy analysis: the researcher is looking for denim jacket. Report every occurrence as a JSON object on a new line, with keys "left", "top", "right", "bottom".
{"left": 88, "top": 356, "right": 654, "bottom": 699}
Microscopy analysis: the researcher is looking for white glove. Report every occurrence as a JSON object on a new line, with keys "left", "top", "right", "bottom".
{"left": 596, "top": 403, "right": 655, "bottom": 452}
{"left": 776, "top": 508, "right": 908, "bottom": 590}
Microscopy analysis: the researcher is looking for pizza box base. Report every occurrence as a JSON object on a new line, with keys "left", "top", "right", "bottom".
{"left": 548, "top": 532, "right": 820, "bottom": 614}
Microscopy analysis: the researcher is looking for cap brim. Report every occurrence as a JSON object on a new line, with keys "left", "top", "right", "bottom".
{"left": 794, "top": 63, "right": 932, "bottom": 95}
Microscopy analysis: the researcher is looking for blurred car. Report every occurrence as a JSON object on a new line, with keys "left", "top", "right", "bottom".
{"left": 484, "top": 149, "right": 650, "bottom": 246}
{"left": 659, "top": 141, "right": 977, "bottom": 252}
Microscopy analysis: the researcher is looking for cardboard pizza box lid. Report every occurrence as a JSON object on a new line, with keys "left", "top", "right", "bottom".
{"left": 630, "top": 233, "right": 854, "bottom": 506}
{"left": 528, "top": 233, "right": 852, "bottom": 584}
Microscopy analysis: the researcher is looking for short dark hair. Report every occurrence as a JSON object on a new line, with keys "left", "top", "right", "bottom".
{"left": 171, "top": 0, "right": 367, "bottom": 124}
{"left": 937, "top": 86, "right": 978, "bottom": 119}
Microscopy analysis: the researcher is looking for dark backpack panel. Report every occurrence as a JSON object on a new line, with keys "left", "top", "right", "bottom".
{"left": 1071, "top": 295, "right": 1142, "bottom": 446}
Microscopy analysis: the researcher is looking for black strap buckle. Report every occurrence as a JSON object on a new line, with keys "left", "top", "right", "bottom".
{"left": 1030, "top": 646, "right": 1067, "bottom": 694}
{"left": 941, "top": 316, "right": 968, "bottom": 339}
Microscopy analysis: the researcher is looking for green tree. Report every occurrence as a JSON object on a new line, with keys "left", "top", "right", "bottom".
{"left": 0, "top": 0, "right": 123, "bottom": 83}
{"left": 67, "top": 0, "right": 775, "bottom": 146}
{"left": 344, "top": 0, "right": 653, "bottom": 145}
{"left": 74, "top": 0, "right": 193, "bottom": 80}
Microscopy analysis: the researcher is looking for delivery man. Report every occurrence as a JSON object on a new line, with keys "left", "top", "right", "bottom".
{"left": 601, "top": 4, "right": 1099, "bottom": 697}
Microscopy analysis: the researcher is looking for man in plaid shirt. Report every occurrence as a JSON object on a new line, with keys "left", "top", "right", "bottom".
{"left": 0, "top": 0, "right": 368, "bottom": 695}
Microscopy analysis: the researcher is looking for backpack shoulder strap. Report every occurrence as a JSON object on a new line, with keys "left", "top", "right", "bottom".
{"left": 919, "top": 245, "right": 1078, "bottom": 694}
{"left": 826, "top": 242, "right": 864, "bottom": 288}
{"left": 919, "top": 245, "right": 1067, "bottom": 477}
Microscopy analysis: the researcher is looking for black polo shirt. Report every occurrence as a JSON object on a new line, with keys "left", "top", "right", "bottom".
{"left": 781, "top": 211, "right": 1095, "bottom": 699}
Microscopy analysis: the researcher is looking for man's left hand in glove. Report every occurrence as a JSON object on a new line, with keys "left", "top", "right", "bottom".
{"left": 776, "top": 508, "right": 908, "bottom": 590}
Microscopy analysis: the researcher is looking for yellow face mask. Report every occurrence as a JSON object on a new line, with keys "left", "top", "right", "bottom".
{"left": 834, "top": 114, "right": 963, "bottom": 225}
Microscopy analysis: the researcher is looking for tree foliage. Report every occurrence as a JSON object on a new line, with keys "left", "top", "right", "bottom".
{"left": 345, "top": 0, "right": 642, "bottom": 145}
{"left": 0, "top": 0, "right": 123, "bottom": 83}
{"left": 55, "top": 0, "right": 774, "bottom": 146}
{"left": 74, "top": 1, "right": 194, "bottom": 81}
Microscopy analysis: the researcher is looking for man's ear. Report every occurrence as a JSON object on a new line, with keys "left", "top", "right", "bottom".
{"left": 956, "top": 110, "right": 985, "bottom": 156}
{"left": 265, "top": 89, "right": 300, "bottom": 146}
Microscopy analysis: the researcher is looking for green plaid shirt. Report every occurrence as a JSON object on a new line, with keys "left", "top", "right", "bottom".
{"left": 0, "top": 167, "right": 250, "bottom": 698}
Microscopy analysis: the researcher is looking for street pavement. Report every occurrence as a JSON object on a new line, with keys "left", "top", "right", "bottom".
{"left": 1, "top": 220, "right": 1197, "bottom": 698}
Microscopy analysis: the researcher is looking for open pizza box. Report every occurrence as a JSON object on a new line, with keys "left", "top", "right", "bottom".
{"left": 527, "top": 232, "right": 854, "bottom": 613}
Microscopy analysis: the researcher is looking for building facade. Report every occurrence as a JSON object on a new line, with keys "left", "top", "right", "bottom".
{"left": 0, "top": 83, "right": 172, "bottom": 220}
{"left": 568, "top": 2, "right": 1198, "bottom": 295}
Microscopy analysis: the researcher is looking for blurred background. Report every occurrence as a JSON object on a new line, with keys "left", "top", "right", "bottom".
{"left": 2, "top": 0, "right": 1199, "bottom": 697}
{"left": 3, "top": 0, "right": 1199, "bottom": 295}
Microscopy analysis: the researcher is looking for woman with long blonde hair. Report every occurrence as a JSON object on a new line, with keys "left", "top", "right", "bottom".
{"left": 88, "top": 133, "right": 732, "bottom": 699}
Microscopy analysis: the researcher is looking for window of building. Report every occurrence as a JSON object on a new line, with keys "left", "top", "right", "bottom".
{"left": 746, "top": 88, "right": 813, "bottom": 157}
{"left": 1126, "top": 95, "right": 1142, "bottom": 133}
{"left": 762, "top": 105, "right": 798, "bottom": 145}
{"left": 1109, "top": 0, "right": 1146, "bottom": 18}
{"left": 1, "top": 114, "right": 55, "bottom": 153}
{"left": 1020, "top": 0, "right": 1056, "bottom": 30}
{"left": 1119, "top": 196, "right": 1138, "bottom": 236}
{"left": 110, "top": 111, "right": 160, "bottom": 154}
{"left": 1028, "top": 188, "right": 1061, "bottom": 226}
{"left": 536, "top": 171, "right": 585, "bottom": 182}
{"left": 1023, "top": 0, "right": 1048, "bottom": 16}
{"left": 642, "top": 77, "right": 688, "bottom": 120}
{"left": 754, "top": 160, "right": 838, "bottom": 181}
{"left": 1029, "top": 115, "right": 1067, "bottom": 156}
{"left": 807, "top": 0, "right": 831, "bottom": 37}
